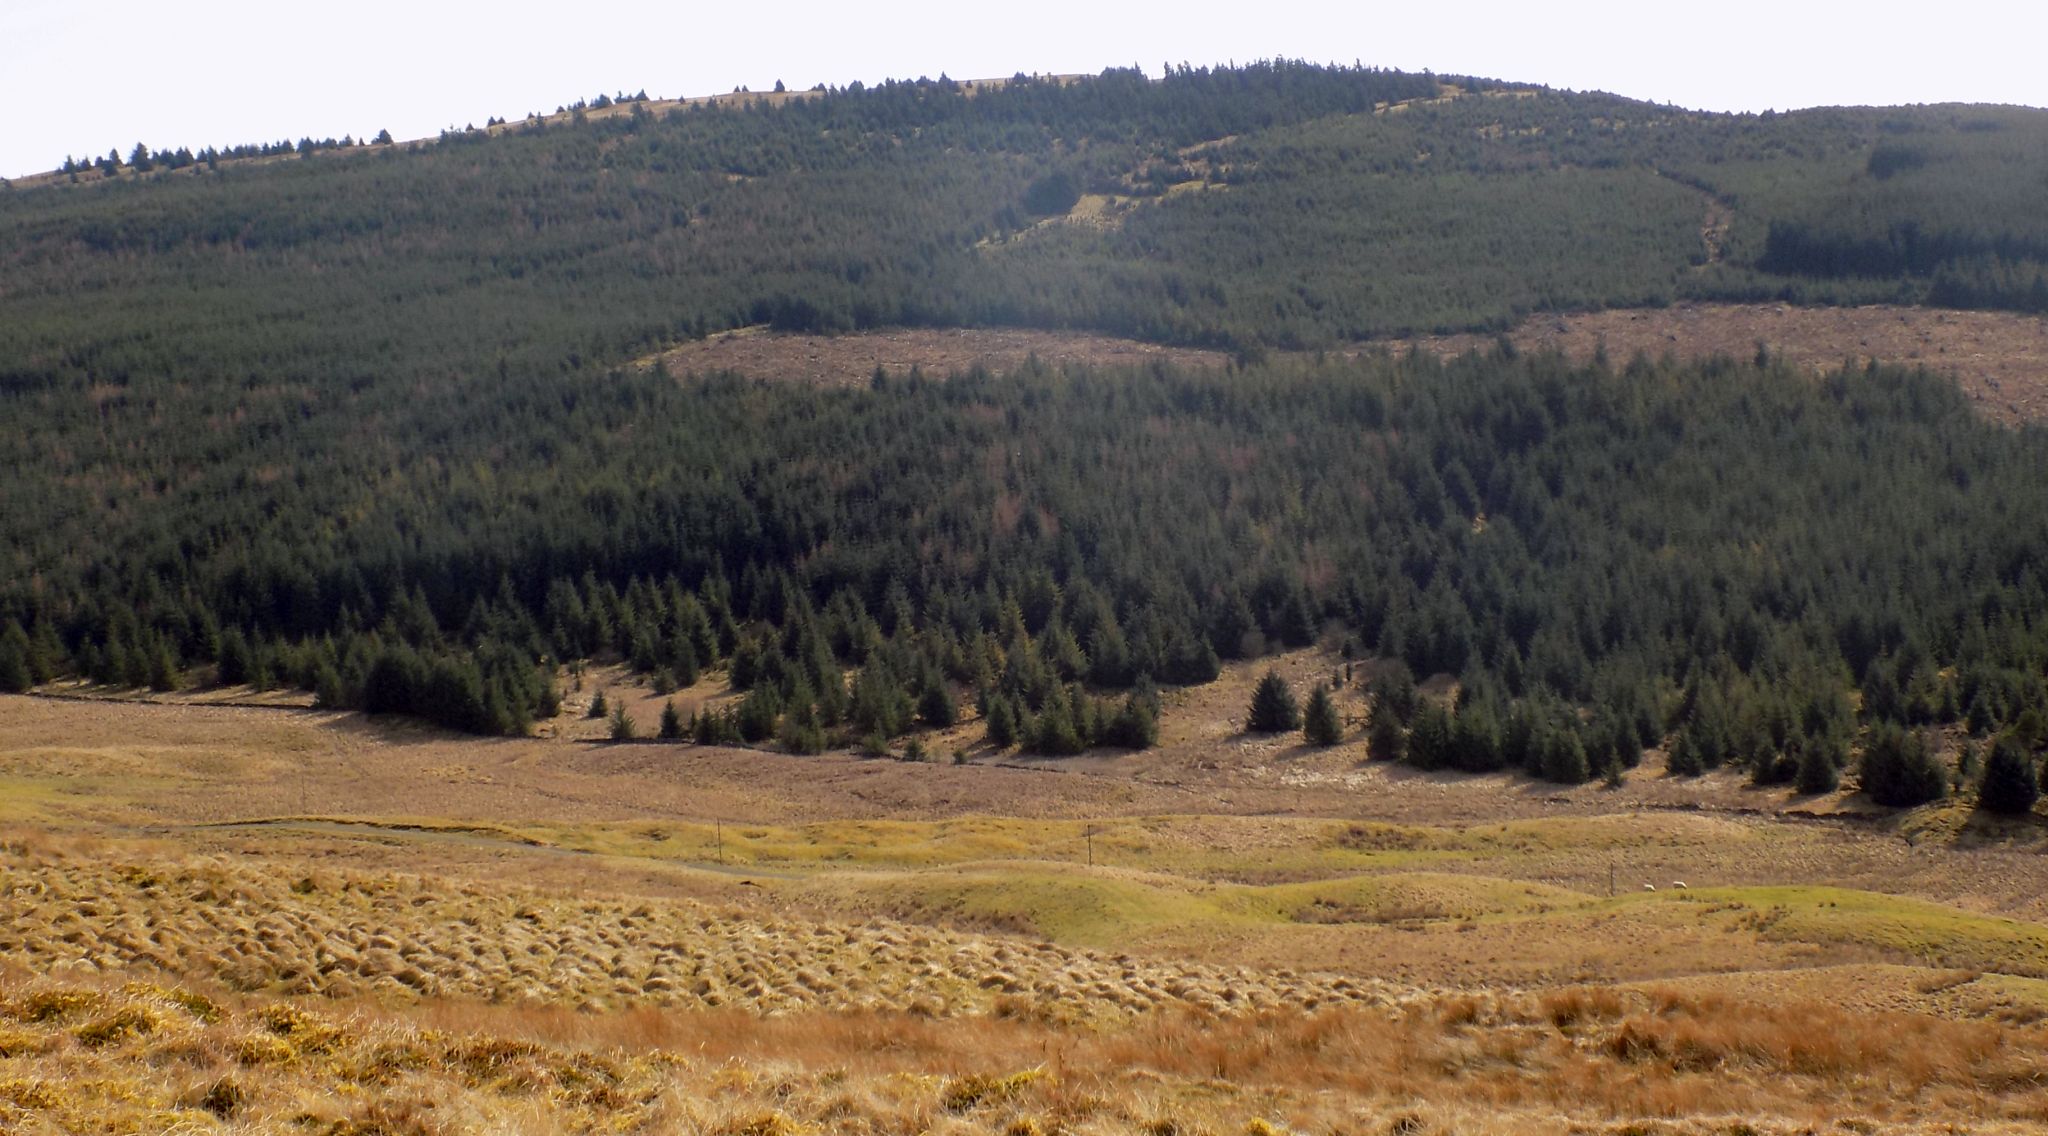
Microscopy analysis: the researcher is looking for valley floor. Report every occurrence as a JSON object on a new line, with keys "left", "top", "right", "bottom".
{"left": 5, "top": 648, "right": 2048, "bottom": 1133}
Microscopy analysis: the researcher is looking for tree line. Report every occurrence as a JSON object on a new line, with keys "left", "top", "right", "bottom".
{"left": 2, "top": 348, "right": 2044, "bottom": 796}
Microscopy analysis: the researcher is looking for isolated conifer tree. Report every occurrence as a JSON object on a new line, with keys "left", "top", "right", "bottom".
{"left": 659, "top": 698, "right": 684, "bottom": 740}
{"left": 608, "top": 702, "right": 636, "bottom": 741}
{"left": 1247, "top": 670, "right": 1300, "bottom": 733}
{"left": 587, "top": 689, "right": 608, "bottom": 719}
{"left": 1979, "top": 736, "right": 2039, "bottom": 815}
{"left": 1303, "top": 684, "right": 1342, "bottom": 746}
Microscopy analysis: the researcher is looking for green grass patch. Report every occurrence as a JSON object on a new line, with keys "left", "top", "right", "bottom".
{"left": 514, "top": 811, "right": 1779, "bottom": 881}
{"left": 1675, "top": 885, "right": 2048, "bottom": 978}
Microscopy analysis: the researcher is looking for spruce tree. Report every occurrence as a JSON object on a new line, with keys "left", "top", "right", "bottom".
{"left": 1103, "top": 689, "right": 1159, "bottom": 749}
{"left": 1539, "top": 724, "right": 1591, "bottom": 784}
{"left": 608, "top": 702, "right": 636, "bottom": 741}
{"left": 1368, "top": 707, "right": 1405, "bottom": 762}
{"left": 1303, "top": 684, "right": 1342, "bottom": 746}
{"left": 917, "top": 671, "right": 958, "bottom": 728}
{"left": 1979, "top": 736, "right": 2039, "bottom": 815}
{"left": 146, "top": 640, "right": 180, "bottom": 693}
{"left": 779, "top": 702, "right": 827, "bottom": 754}
{"left": 985, "top": 694, "right": 1019, "bottom": 748}
{"left": 1247, "top": 670, "right": 1301, "bottom": 733}
{"left": 2016, "top": 710, "right": 2048, "bottom": 753}
{"left": 659, "top": 698, "right": 684, "bottom": 740}
{"left": 1406, "top": 702, "right": 1454, "bottom": 770}
{"left": 1448, "top": 700, "right": 1504, "bottom": 771}
{"left": 1666, "top": 729, "right": 1706, "bottom": 777}
{"left": 312, "top": 661, "right": 345, "bottom": 709}
{"left": 1859, "top": 725, "right": 1946, "bottom": 807}
{"left": 736, "top": 685, "right": 782, "bottom": 742}
{"left": 217, "top": 629, "right": 254, "bottom": 687}
{"left": 693, "top": 706, "right": 724, "bottom": 745}
{"left": 0, "top": 625, "right": 34, "bottom": 694}
{"left": 1795, "top": 737, "right": 1842, "bottom": 794}
{"left": 1031, "top": 689, "right": 1084, "bottom": 755}
{"left": 1369, "top": 664, "right": 1420, "bottom": 726}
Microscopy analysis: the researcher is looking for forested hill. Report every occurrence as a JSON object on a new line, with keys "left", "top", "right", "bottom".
{"left": 2, "top": 63, "right": 2047, "bottom": 792}
{"left": 6, "top": 63, "right": 2048, "bottom": 377}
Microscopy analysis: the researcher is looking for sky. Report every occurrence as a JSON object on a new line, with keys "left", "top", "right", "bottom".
{"left": 4, "top": 0, "right": 2044, "bottom": 179}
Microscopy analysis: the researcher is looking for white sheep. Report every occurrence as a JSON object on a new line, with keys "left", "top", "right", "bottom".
{"left": 1671, "top": 881, "right": 1689, "bottom": 890}
{"left": 1642, "top": 883, "right": 1656, "bottom": 892}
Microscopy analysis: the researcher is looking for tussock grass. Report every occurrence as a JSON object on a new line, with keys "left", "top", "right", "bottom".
{"left": 0, "top": 833, "right": 1408, "bottom": 1024}
{"left": 5, "top": 971, "right": 2045, "bottom": 1134}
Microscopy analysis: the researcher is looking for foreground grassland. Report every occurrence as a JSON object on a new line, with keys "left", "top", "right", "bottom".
{"left": 6, "top": 685, "right": 2048, "bottom": 1133}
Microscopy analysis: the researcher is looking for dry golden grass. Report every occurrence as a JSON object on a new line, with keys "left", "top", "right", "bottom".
{"left": 10, "top": 682, "right": 2048, "bottom": 1132}
{"left": 1385, "top": 302, "right": 2048, "bottom": 426}
{"left": 636, "top": 325, "right": 1229, "bottom": 388}
{"left": 4, "top": 968, "right": 2045, "bottom": 1135}
{"left": 620, "top": 303, "right": 2048, "bottom": 427}
{"left": 0, "top": 832, "right": 1407, "bottom": 1023}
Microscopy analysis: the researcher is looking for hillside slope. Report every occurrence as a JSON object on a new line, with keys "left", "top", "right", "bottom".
{"left": 1, "top": 63, "right": 2045, "bottom": 782}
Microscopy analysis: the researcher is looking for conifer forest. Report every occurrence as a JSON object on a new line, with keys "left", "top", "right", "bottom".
{"left": 4, "top": 62, "right": 2047, "bottom": 795}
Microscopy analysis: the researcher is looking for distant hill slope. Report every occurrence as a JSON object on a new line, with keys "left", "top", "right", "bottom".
{"left": 1, "top": 62, "right": 2046, "bottom": 763}
{"left": 3, "top": 63, "right": 2044, "bottom": 388}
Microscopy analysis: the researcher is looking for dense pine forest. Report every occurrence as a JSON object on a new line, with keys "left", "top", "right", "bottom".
{"left": 3, "top": 63, "right": 2047, "bottom": 794}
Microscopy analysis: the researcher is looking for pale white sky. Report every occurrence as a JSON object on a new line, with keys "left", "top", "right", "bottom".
{"left": 4, "top": 0, "right": 2043, "bottom": 179}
